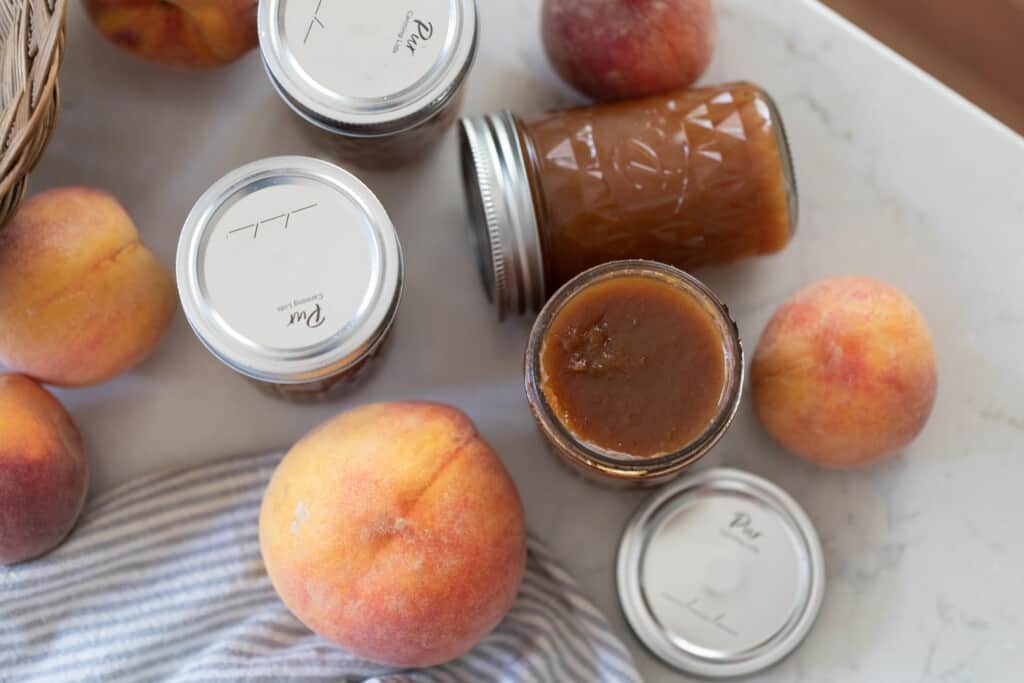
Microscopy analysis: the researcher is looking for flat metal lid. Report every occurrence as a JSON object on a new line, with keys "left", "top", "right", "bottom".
{"left": 618, "top": 468, "right": 825, "bottom": 678}
{"left": 176, "top": 156, "right": 402, "bottom": 384}
{"left": 259, "top": 0, "right": 477, "bottom": 134}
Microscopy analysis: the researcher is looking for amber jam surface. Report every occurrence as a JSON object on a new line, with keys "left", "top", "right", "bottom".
{"left": 520, "top": 82, "right": 796, "bottom": 291}
{"left": 539, "top": 274, "right": 728, "bottom": 459}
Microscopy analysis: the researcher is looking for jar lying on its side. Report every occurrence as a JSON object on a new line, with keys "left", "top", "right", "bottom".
{"left": 525, "top": 261, "right": 743, "bottom": 486}
{"left": 177, "top": 156, "right": 403, "bottom": 403}
{"left": 259, "top": 0, "right": 478, "bottom": 169}
{"left": 460, "top": 82, "right": 798, "bottom": 317}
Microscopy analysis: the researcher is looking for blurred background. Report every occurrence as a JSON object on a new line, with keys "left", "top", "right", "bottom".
{"left": 821, "top": 0, "right": 1024, "bottom": 133}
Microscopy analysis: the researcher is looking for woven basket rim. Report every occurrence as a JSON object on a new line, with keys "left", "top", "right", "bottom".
{"left": 1, "top": 43, "right": 61, "bottom": 174}
{"left": 0, "top": 0, "right": 66, "bottom": 226}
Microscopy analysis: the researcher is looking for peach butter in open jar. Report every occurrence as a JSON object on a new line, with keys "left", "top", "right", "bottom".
{"left": 525, "top": 261, "right": 743, "bottom": 486}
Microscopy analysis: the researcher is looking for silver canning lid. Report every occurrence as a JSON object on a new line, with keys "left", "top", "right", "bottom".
{"left": 459, "top": 111, "right": 545, "bottom": 318}
{"left": 259, "top": 0, "right": 478, "bottom": 137}
{"left": 177, "top": 156, "right": 403, "bottom": 385}
{"left": 618, "top": 468, "right": 825, "bottom": 678}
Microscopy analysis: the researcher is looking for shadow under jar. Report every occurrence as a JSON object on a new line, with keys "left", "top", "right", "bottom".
{"left": 460, "top": 82, "right": 798, "bottom": 317}
{"left": 259, "top": 0, "right": 478, "bottom": 170}
{"left": 526, "top": 261, "right": 743, "bottom": 486}
{"left": 177, "top": 156, "right": 403, "bottom": 403}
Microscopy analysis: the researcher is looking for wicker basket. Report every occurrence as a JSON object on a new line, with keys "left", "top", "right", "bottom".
{"left": 0, "top": 0, "right": 65, "bottom": 228}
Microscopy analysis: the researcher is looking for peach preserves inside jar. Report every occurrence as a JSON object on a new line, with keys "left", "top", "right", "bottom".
{"left": 539, "top": 273, "right": 728, "bottom": 458}
{"left": 519, "top": 82, "right": 797, "bottom": 290}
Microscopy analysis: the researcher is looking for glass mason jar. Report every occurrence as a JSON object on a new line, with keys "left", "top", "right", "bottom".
{"left": 177, "top": 156, "right": 403, "bottom": 403}
{"left": 525, "top": 261, "right": 744, "bottom": 486}
{"left": 460, "top": 82, "right": 798, "bottom": 317}
{"left": 259, "top": 0, "right": 478, "bottom": 169}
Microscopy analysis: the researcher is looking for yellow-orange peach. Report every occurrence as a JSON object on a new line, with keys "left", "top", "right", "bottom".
{"left": 83, "top": 0, "right": 257, "bottom": 69}
{"left": 260, "top": 402, "right": 527, "bottom": 668}
{"left": 0, "top": 187, "right": 177, "bottom": 387}
{"left": 752, "top": 277, "right": 937, "bottom": 467}
{"left": 0, "top": 375, "right": 88, "bottom": 565}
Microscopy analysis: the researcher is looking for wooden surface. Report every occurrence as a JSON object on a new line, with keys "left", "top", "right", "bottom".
{"left": 821, "top": 0, "right": 1024, "bottom": 134}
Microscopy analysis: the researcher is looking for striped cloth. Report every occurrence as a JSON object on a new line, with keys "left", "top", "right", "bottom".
{"left": 0, "top": 452, "right": 641, "bottom": 683}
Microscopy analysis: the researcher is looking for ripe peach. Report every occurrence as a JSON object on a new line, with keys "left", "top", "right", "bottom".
{"left": 82, "top": 0, "right": 258, "bottom": 69}
{"left": 542, "top": 0, "right": 716, "bottom": 100}
{"left": 752, "top": 277, "right": 937, "bottom": 467}
{"left": 0, "top": 187, "right": 177, "bottom": 387}
{"left": 259, "top": 402, "right": 527, "bottom": 667}
{"left": 0, "top": 375, "right": 88, "bottom": 565}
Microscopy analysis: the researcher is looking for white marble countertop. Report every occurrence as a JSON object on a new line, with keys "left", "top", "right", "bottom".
{"left": 19, "top": 0, "right": 1024, "bottom": 680}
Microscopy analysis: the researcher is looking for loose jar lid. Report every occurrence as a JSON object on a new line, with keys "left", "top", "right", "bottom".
{"left": 259, "top": 0, "right": 478, "bottom": 136}
{"left": 618, "top": 468, "right": 825, "bottom": 678}
{"left": 177, "top": 156, "right": 403, "bottom": 385}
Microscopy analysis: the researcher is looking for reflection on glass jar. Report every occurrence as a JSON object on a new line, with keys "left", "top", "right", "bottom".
{"left": 525, "top": 261, "right": 743, "bottom": 486}
{"left": 460, "top": 82, "right": 798, "bottom": 317}
{"left": 259, "top": 0, "right": 478, "bottom": 169}
{"left": 177, "top": 156, "right": 403, "bottom": 403}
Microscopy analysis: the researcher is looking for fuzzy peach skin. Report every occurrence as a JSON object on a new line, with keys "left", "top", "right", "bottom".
{"left": 542, "top": 0, "right": 716, "bottom": 100}
{"left": 0, "top": 375, "right": 88, "bottom": 565}
{"left": 259, "top": 402, "right": 527, "bottom": 668}
{"left": 0, "top": 187, "right": 177, "bottom": 387}
{"left": 83, "top": 0, "right": 258, "bottom": 69}
{"left": 752, "top": 277, "right": 938, "bottom": 467}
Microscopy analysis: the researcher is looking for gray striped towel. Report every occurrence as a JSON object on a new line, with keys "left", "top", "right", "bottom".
{"left": 0, "top": 452, "right": 641, "bottom": 683}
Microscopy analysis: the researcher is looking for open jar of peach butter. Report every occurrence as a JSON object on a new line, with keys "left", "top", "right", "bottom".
{"left": 525, "top": 261, "right": 744, "bottom": 486}
{"left": 177, "top": 157, "right": 403, "bottom": 402}
{"left": 461, "top": 82, "right": 797, "bottom": 317}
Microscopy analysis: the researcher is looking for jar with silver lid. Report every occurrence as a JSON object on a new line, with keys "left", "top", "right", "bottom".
{"left": 177, "top": 156, "right": 403, "bottom": 402}
{"left": 259, "top": 0, "right": 479, "bottom": 169}
{"left": 460, "top": 82, "right": 798, "bottom": 318}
